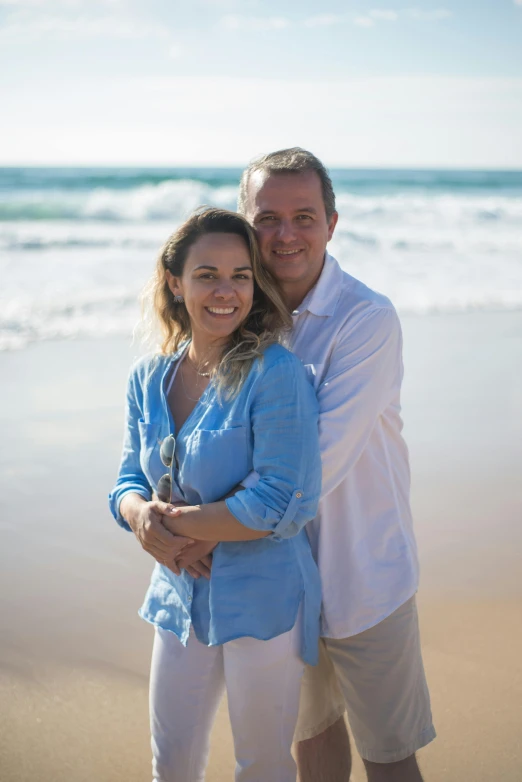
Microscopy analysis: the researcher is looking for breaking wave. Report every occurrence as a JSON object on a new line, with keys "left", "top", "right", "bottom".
{"left": 1, "top": 167, "right": 521, "bottom": 350}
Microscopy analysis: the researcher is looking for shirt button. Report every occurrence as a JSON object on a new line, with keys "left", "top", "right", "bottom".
{"left": 188, "top": 597, "right": 192, "bottom": 602}
{"left": 296, "top": 491, "right": 302, "bottom": 498}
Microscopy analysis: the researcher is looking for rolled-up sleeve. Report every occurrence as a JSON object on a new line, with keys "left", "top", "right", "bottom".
{"left": 108, "top": 367, "right": 152, "bottom": 530}
{"left": 225, "top": 354, "right": 321, "bottom": 541}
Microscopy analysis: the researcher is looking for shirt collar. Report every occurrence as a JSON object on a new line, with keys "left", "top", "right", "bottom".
{"left": 291, "top": 253, "right": 345, "bottom": 318}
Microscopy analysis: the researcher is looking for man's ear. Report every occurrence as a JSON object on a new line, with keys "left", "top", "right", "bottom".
{"left": 327, "top": 211, "right": 339, "bottom": 242}
{"left": 165, "top": 269, "right": 182, "bottom": 297}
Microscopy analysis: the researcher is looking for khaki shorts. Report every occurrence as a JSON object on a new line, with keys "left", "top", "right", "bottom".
{"left": 294, "top": 596, "right": 436, "bottom": 763}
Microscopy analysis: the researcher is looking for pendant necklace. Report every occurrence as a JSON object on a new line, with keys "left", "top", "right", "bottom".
{"left": 180, "top": 357, "right": 210, "bottom": 403}
{"left": 185, "top": 352, "right": 212, "bottom": 378}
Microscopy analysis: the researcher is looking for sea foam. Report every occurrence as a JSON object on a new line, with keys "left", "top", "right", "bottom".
{"left": 1, "top": 169, "right": 521, "bottom": 351}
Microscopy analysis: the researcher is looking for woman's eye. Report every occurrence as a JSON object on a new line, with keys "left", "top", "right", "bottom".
{"left": 235, "top": 274, "right": 252, "bottom": 280}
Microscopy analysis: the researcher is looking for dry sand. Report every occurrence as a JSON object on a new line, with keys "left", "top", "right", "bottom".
{"left": 1, "top": 311, "right": 521, "bottom": 781}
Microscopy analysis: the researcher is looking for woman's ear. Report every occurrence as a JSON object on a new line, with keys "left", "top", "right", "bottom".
{"left": 165, "top": 269, "right": 182, "bottom": 298}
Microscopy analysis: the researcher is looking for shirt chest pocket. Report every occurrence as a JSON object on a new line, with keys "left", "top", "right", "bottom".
{"left": 179, "top": 426, "right": 250, "bottom": 503}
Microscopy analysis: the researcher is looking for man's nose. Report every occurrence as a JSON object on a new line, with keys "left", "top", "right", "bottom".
{"left": 276, "top": 219, "right": 297, "bottom": 242}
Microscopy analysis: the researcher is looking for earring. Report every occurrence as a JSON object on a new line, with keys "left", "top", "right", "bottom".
{"left": 173, "top": 295, "right": 184, "bottom": 303}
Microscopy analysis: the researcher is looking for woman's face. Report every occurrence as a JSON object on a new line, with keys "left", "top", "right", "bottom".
{"left": 167, "top": 232, "right": 254, "bottom": 346}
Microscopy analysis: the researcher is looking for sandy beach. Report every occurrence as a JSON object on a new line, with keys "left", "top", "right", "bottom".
{"left": 1, "top": 311, "right": 521, "bottom": 781}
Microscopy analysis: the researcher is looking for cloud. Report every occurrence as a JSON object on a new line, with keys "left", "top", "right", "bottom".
{"left": 36, "top": 74, "right": 517, "bottom": 168}
{"left": 0, "top": 0, "right": 121, "bottom": 5}
{"left": 405, "top": 8, "right": 453, "bottom": 21}
{"left": 220, "top": 8, "right": 451, "bottom": 32}
{"left": 220, "top": 14, "right": 290, "bottom": 31}
{"left": 302, "top": 14, "right": 343, "bottom": 28}
{"left": 514, "top": 0, "right": 522, "bottom": 6}
{"left": 0, "top": 3, "right": 170, "bottom": 42}
{"left": 0, "top": 4, "right": 455, "bottom": 46}
{"left": 349, "top": 8, "right": 450, "bottom": 28}
{"left": 0, "top": 9, "right": 169, "bottom": 40}
{"left": 369, "top": 9, "right": 398, "bottom": 21}
{"left": 198, "top": 0, "right": 258, "bottom": 7}
{"left": 167, "top": 44, "right": 184, "bottom": 59}
{"left": 0, "top": 0, "right": 69, "bottom": 5}
{"left": 3, "top": 73, "right": 521, "bottom": 168}
{"left": 354, "top": 16, "right": 375, "bottom": 28}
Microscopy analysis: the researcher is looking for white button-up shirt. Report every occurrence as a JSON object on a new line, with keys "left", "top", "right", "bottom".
{"left": 290, "top": 253, "right": 419, "bottom": 639}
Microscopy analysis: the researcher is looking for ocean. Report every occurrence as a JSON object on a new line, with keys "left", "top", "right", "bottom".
{"left": 1, "top": 166, "right": 521, "bottom": 351}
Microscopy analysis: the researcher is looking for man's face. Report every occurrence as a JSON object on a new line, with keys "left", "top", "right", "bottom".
{"left": 244, "top": 170, "right": 338, "bottom": 292}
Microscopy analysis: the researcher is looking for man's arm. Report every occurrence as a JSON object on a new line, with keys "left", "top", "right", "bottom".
{"left": 317, "top": 305, "right": 403, "bottom": 498}
{"left": 162, "top": 501, "right": 270, "bottom": 541}
{"left": 171, "top": 484, "right": 247, "bottom": 578}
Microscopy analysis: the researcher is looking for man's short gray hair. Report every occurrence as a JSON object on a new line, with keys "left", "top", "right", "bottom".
{"left": 238, "top": 147, "right": 336, "bottom": 219}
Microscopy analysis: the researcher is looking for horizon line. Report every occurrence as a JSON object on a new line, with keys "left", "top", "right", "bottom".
{"left": 2, "top": 162, "right": 522, "bottom": 173}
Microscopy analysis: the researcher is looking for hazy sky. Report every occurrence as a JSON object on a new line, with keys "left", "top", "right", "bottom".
{"left": 1, "top": 0, "right": 522, "bottom": 167}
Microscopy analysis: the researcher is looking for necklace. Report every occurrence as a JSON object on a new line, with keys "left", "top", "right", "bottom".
{"left": 179, "top": 358, "right": 209, "bottom": 402}
{"left": 185, "top": 352, "right": 212, "bottom": 378}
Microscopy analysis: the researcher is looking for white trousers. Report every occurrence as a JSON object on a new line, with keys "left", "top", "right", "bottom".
{"left": 149, "top": 623, "right": 304, "bottom": 782}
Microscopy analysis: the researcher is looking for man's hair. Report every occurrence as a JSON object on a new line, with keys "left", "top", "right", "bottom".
{"left": 238, "top": 147, "right": 336, "bottom": 219}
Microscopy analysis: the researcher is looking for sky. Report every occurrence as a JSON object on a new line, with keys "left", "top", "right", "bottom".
{"left": 1, "top": 0, "right": 522, "bottom": 168}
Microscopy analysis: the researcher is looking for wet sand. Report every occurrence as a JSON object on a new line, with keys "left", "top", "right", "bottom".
{"left": 1, "top": 311, "right": 521, "bottom": 781}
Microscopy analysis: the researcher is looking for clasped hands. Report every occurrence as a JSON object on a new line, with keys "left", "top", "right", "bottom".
{"left": 126, "top": 497, "right": 216, "bottom": 580}
{"left": 160, "top": 501, "right": 216, "bottom": 579}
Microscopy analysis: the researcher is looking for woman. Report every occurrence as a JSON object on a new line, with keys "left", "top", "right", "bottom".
{"left": 109, "top": 208, "right": 321, "bottom": 782}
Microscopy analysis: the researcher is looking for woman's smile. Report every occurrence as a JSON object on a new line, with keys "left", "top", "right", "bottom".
{"left": 205, "top": 306, "right": 238, "bottom": 316}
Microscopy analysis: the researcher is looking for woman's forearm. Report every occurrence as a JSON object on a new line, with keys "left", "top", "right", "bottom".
{"left": 162, "top": 501, "right": 269, "bottom": 542}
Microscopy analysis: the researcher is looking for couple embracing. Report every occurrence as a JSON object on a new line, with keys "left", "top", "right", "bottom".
{"left": 109, "top": 149, "right": 435, "bottom": 782}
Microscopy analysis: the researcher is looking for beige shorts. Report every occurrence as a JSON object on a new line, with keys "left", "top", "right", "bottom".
{"left": 294, "top": 596, "right": 436, "bottom": 763}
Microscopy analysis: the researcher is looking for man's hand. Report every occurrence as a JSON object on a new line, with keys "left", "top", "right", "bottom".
{"left": 174, "top": 541, "right": 218, "bottom": 579}
{"left": 121, "top": 495, "right": 195, "bottom": 567}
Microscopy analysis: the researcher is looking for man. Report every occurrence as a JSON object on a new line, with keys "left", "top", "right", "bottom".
{"left": 178, "top": 148, "right": 435, "bottom": 781}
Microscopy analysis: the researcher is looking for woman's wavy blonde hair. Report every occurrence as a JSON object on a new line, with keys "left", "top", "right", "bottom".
{"left": 141, "top": 207, "right": 292, "bottom": 398}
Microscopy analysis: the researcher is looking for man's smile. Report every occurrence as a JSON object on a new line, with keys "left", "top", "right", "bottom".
{"left": 272, "top": 248, "right": 303, "bottom": 257}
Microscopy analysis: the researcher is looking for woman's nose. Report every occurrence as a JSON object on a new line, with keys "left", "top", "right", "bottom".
{"left": 213, "top": 282, "right": 235, "bottom": 299}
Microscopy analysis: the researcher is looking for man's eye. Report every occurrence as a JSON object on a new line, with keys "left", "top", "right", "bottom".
{"left": 258, "top": 215, "right": 276, "bottom": 223}
{"left": 296, "top": 214, "right": 312, "bottom": 221}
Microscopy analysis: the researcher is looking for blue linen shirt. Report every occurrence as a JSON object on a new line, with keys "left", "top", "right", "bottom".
{"left": 109, "top": 342, "right": 322, "bottom": 665}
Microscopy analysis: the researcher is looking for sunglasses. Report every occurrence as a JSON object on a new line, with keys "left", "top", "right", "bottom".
{"left": 157, "top": 434, "right": 177, "bottom": 503}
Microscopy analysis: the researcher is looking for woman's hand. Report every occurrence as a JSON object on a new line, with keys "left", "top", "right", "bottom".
{"left": 120, "top": 494, "right": 195, "bottom": 570}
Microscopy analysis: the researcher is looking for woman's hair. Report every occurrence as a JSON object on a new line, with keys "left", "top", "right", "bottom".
{"left": 141, "top": 207, "right": 292, "bottom": 397}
